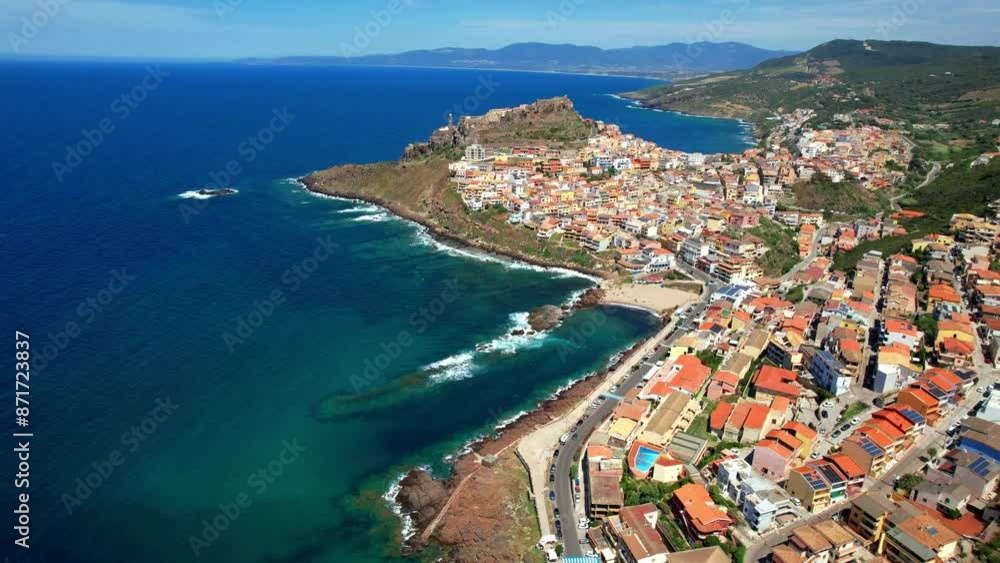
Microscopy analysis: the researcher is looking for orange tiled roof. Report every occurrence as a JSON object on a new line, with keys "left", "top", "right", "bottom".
{"left": 744, "top": 404, "right": 770, "bottom": 429}
{"left": 825, "top": 453, "right": 865, "bottom": 479}
{"left": 783, "top": 421, "right": 818, "bottom": 441}
{"left": 673, "top": 483, "right": 732, "bottom": 535}
{"left": 757, "top": 439, "right": 794, "bottom": 460}
{"left": 900, "top": 386, "right": 938, "bottom": 407}
{"left": 710, "top": 402, "right": 734, "bottom": 431}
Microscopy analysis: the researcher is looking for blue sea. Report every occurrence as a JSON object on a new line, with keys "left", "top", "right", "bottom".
{"left": 0, "top": 62, "right": 751, "bottom": 563}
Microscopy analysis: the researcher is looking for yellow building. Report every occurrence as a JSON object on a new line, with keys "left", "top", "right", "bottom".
{"left": 911, "top": 234, "right": 955, "bottom": 252}
{"left": 610, "top": 417, "right": 637, "bottom": 441}
{"left": 846, "top": 493, "right": 894, "bottom": 554}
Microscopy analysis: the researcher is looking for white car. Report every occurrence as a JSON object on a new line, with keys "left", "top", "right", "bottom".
{"left": 850, "top": 417, "right": 861, "bottom": 425}
{"left": 578, "top": 522, "right": 588, "bottom": 529}
{"left": 560, "top": 434, "right": 569, "bottom": 444}
{"left": 822, "top": 400, "right": 834, "bottom": 409}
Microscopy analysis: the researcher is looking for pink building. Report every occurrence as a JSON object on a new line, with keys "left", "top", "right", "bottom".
{"left": 706, "top": 370, "right": 739, "bottom": 401}
{"left": 752, "top": 428, "right": 803, "bottom": 481}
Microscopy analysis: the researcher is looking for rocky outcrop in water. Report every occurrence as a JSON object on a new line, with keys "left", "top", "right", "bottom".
{"left": 527, "top": 305, "right": 564, "bottom": 331}
{"left": 395, "top": 469, "right": 449, "bottom": 533}
{"left": 573, "top": 287, "right": 606, "bottom": 309}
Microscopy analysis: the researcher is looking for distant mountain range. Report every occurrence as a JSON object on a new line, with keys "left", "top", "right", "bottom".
{"left": 625, "top": 39, "right": 1000, "bottom": 127}
{"left": 241, "top": 42, "right": 799, "bottom": 79}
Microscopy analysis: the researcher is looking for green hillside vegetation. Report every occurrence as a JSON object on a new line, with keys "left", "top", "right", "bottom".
{"left": 626, "top": 40, "right": 1000, "bottom": 145}
{"left": 748, "top": 217, "right": 800, "bottom": 276}
{"left": 789, "top": 175, "right": 886, "bottom": 216}
{"left": 832, "top": 157, "right": 1000, "bottom": 271}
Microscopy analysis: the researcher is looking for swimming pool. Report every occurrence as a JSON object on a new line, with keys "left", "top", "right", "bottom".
{"left": 633, "top": 445, "right": 660, "bottom": 474}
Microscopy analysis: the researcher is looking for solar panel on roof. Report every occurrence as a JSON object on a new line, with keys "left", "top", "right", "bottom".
{"left": 803, "top": 471, "right": 827, "bottom": 490}
{"left": 860, "top": 438, "right": 883, "bottom": 456}
{"left": 970, "top": 457, "right": 991, "bottom": 477}
{"left": 927, "top": 526, "right": 939, "bottom": 536}
{"left": 817, "top": 464, "right": 845, "bottom": 485}
{"left": 897, "top": 406, "right": 925, "bottom": 424}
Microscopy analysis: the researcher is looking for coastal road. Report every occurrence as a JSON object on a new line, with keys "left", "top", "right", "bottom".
{"left": 556, "top": 297, "right": 712, "bottom": 556}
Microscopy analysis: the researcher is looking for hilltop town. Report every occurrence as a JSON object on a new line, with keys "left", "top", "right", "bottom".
{"left": 446, "top": 105, "right": 915, "bottom": 282}
{"left": 305, "top": 93, "right": 1000, "bottom": 563}
{"left": 440, "top": 100, "right": 999, "bottom": 563}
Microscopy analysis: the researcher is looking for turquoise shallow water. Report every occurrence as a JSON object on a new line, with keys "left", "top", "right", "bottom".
{"left": 0, "top": 61, "right": 749, "bottom": 562}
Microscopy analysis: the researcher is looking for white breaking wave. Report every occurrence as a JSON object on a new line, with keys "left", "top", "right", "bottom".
{"left": 287, "top": 179, "right": 599, "bottom": 281}
{"left": 383, "top": 466, "right": 429, "bottom": 542}
{"left": 178, "top": 189, "right": 238, "bottom": 200}
{"left": 410, "top": 225, "right": 598, "bottom": 281}
{"left": 349, "top": 212, "right": 390, "bottom": 222}
{"left": 475, "top": 311, "right": 548, "bottom": 355}
{"left": 423, "top": 352, "right": 476, "bottom": 383}
{"left": 335, "top": 205, "right": 381, "bottom": 214}
{"left": 422, "top": 309, "right": 559, "bottom": 385}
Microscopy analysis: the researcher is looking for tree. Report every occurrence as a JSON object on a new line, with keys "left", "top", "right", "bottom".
{"left": 941, "top": 507, "right": 962, "bottom": 520}
{"left": 555, "top": 544, "right": 564, "bottom": 556}
{"left": 975, "top": 530, "right": 1000, "bottom": 563}
{"left": 702, "top": 535, "right": 722, "bottom": 547}
{"left": 896, "top": 473, "right": 924, "bottom": 493}
{"left": 915, "top": 314, "right": 938, "bottom": 342}
{"left": 697, "top": 349, "right": 724, "bottom": 373}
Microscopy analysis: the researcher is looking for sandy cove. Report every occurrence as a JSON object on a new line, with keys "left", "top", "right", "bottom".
{"left": 599, "top": 281, "right": 702, "bottom": 315}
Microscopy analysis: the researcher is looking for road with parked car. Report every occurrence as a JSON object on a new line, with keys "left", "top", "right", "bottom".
{"left": 555, "top": 291, "right": 713, "bottom": 556}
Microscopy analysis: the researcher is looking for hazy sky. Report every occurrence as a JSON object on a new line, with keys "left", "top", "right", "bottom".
{"left": 3, "top": 0, "right": 999, "bottom": 59}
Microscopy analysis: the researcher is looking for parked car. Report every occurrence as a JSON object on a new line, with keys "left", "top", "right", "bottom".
{"left": 821, "top": 410, "right": 829, "bottom": 419}
{"left": 832, "top": 430, "right": 842, "bottom": 439}
{"left": 840, "top": 423, "right": 851, "bottom": 432}
{"left": 549, "top": 491, "right": 556, "bottom": 501}
{"left": 550, "top": 464, "right": 556, "bottom": 474}
{"left": 560, "top": 434, "right": 569, "bottom": 444}
{"left": 549, "top": 474, "right": 555, "bottom": 483}
{"left": 553, "top": 449, "right": 560, "bottom": 458}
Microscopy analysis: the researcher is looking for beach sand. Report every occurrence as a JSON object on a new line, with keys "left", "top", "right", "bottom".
{"left": 599, "top": 282, "right": 702, "bottom": 315}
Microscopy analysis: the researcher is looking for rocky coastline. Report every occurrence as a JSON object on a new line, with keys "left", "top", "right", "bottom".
{"left": 299, "top": 175, "right": 610, "bottom": 281}
{"left": 391, "top": 314, "right": 667, "bottom": 558}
